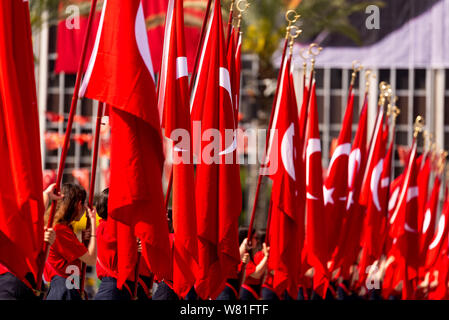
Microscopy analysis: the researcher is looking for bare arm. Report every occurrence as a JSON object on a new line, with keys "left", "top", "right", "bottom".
{"left": 43, "top": 183, "right": 64, "bottom": 210}
{"left": 248, "top": 243, "right": 270, "bottom": 280}
{"left": 79, "top": 207, "right": 97, "bottom": 266}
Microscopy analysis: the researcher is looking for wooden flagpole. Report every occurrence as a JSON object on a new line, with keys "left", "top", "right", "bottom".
{"left": 79, "top": 102, "right": 104, "bottom": 299}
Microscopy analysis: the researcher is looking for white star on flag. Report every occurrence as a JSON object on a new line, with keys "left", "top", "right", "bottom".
{"left": 323, "top": 186, "right": 335, "bottom": 205}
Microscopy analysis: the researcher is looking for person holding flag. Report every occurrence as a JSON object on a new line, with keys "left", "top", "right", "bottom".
{"left": 43, "top": 184, "right": 97, "bottom": 300}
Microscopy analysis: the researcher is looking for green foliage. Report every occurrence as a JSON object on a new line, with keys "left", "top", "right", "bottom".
{"left": 239, "top": 0, "right": 384, "bottom": 72}
{"left": 29, "top": 0, "right": 65, "bottom": 31}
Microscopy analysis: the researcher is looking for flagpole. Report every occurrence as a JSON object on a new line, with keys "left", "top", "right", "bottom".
{"left": 245, "top": 11, "right": 299, "bottom": 246}
{"left": 241, "top": 22, "right": 302, "bottom": 291}
{"left": 35, "top": 0, "right": 98, "bottom": 293}
{"left": 225, "top": 0, "right": 235, "bottom": 50}
{"left": 189, "top": 0, "right": 213, "bottom": 93}
{"left": 79, "top": 101, "right": 104, "bottom": 299}
{"left": 132, "top": 248, "right": 142, "bottom": 300}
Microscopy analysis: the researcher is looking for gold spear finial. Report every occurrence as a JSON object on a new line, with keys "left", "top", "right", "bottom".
{"left": 437, "top": 150, "right": 448, "bottom": 175}
{"left": 378, "top": 82, "right": 390, "bottom": 107}
{"left": 288, "top": 25, "right": 302, "bottom": 55}
{"left": 235, "top": 0, "right": 250, "bottom": 28}
{"left": 285, "top": 10, "right": 300, "bottom": 39}
{"left": 364, "top": 69, "right": 374, "bottom": 94}
{"left": 351, "top": 60, "right": 363, "bottom": 87}
{"left": 414, "top": 116, "right": 425, "bottom": 138}
{"left": 299, "top": 48, "right": 309, "bottom": 76}
{"left": 392, "top": 105, "right": 400, "bottom": 123}
{"left": 308, "top": 43, "right": 322, "bottom": 75}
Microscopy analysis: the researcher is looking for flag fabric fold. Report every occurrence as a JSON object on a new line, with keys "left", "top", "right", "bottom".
{"left": 305, "top": 82, "right": 330, "bottom": 298}
{"left": 158, "top": 0, "right": 198, "bottom": 298}
{"left": 0, "top": 0, "right": 45, "bottom": 285}
{"left": 80, "top": 0, "right": 170, "bottom": 286}
{"left": 190, "top": 0, "right": 242, "bottom": 299}
{"left": 266, "top": 55, "right": 303, "bottom": 298}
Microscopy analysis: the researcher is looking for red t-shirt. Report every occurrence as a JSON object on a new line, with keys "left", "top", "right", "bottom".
{"left": 242, "top": 251, "right": 265, "bottom": 286}
{"left": 44, "top": 224, "right": 87, "bottom": 282}
{"left": 96, "top": 219, "right": 118, "bottom": 280}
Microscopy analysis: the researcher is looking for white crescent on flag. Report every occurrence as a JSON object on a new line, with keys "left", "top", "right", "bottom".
{"left": 348, "top": 148, "right": 361, "bottom": 188}
{"left": 388, "top": 187, "right": 400, "bottom": 213}
{"left": 306, "top": 138, "right": 321, "bottom": 187}
{"left": 422, "top": 209, "right": 432, "bottom": 234}
{"left": 370, "top": 159, "right": 383, "bottom": 212}
{"left": 281, "top": 123, "right": 296, "bottom": 181}
{"left": 429, "top": 214, "right": 446, "bottom": 250}
{"left": 327, "top": 143, "right": 351, "bottom": 176}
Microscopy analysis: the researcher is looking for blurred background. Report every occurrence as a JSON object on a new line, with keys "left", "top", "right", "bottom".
{"left": 30, "top": 0, "right": 449, "bottom": 295}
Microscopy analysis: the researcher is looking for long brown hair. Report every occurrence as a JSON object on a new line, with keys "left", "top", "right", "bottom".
{"left": 44, "top": 183, "right": 87, "bottom": 227}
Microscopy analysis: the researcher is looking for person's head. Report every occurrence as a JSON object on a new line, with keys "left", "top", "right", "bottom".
{"left": 255, "top": 229, "right": 266, "bottom": 252}
{"left": 94, "top": 188, "right": 109, "bottom": 220}
{"left": 45, "top": 183, "right": 87, "bottom": 227}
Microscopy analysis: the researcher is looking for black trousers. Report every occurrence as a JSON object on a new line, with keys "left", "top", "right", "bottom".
{"left": 216, "top": 279, "right": 239, "bottom": 300}
{"left": 45, "top": 275, "right": 82, "bottom": 300}
{"left": 261, "top": 287, "right": 279, "bottom": 300}
{"left": 240, "top": 285, "right": 261, "bottom": 301}
{"left": 94, "top": 277, "right": 131, "bottom": 300}
{"left": 0, "top": 273, "right": 39, "bottom": 301}
{"left": 152, "top": 281, "right": 179, "bottom": 300}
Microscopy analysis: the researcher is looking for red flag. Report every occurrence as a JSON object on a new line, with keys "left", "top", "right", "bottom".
{"left": 425, "top": 187, "right": 449, "bottom": 270}
{"left": 295, "top": 68, "right": 309, "bottom": 287}
{"left": 331, "top": 96, "right": 368, "bottom": 278}
{"left": 417, "top": 154, "right": 432, "bottom": 231}
{"left": 390, "top": 140, "right": 420, "bottom": 299}
{"left": 158, "top": 0, "right": 198, "bottom": 298}
{"left": 428, "top": 250, "right": 449, "bottom": 300}
{"left": 358, "top": 117, "right": 389, "bottom": 284}
{"left": 190, "top": 0, "right": 242, "bottom": 299}
{"left": 0, "top": 0, "right": 45, "bottom": 284}
{"left": 419, "top": 175, "right": 441, "bottom": 264}
{"left": 323, "top": 93, "right": 354, "bottom": 256}
{"left": 359, "top": 107, "right": 385, "bottom": 206}
{"left": 305, "top": 82, "right": 329, "bottom": 298}
{"left": 80, "top": 0, "right": 170, "bottom": 285}
{"left": 265, "top": 55, "right": 303, "bottom": 298}
{"left": 55, "top": 0, "right": 203, "bottom": 74}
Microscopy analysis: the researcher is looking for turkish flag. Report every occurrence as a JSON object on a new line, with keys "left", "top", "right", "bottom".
{"left": 265, "top": 56, "right": 303, "bottom": 298}
{"left": 425, "top": 186, "right": 449, "bottom": 270}
{"left": 80, "top": 0, "right": 170, "bottom": 286}
{"left": 417, "top": 154, "right": 432, "bottom": 232}
{"left": 331, "top": 96, "right": 368, "bottom": 279}
{"left": 158, "top": 0, "right": 198, "bottom": 298}
{"left": 418, "top": 175, "right": 441, "bottom": 264}
{"left": 55, "top": 0, "right": 204, "bottom": 74}
{"left": 358, "top": 116, "right": 389, "bottom": 285}
{"left": 190, "top": 0, "right": 242, "bottom": 299}
{"left": 391, "top": 140, "right": 420, "bottom": 299}
{"left": 323, "top": 93, "right": 354, "bottom": 257}
{"left": 359, "top": 107, "right": 385, "bottom": 206}
{"left": 295, "top": 72, "right": 309, "bottom": 286}
{"left": 305, "top": 82, "right": 329, "bottom": 298}
{"left": 0, "top": 0, "right": 45, "bottom": 284}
